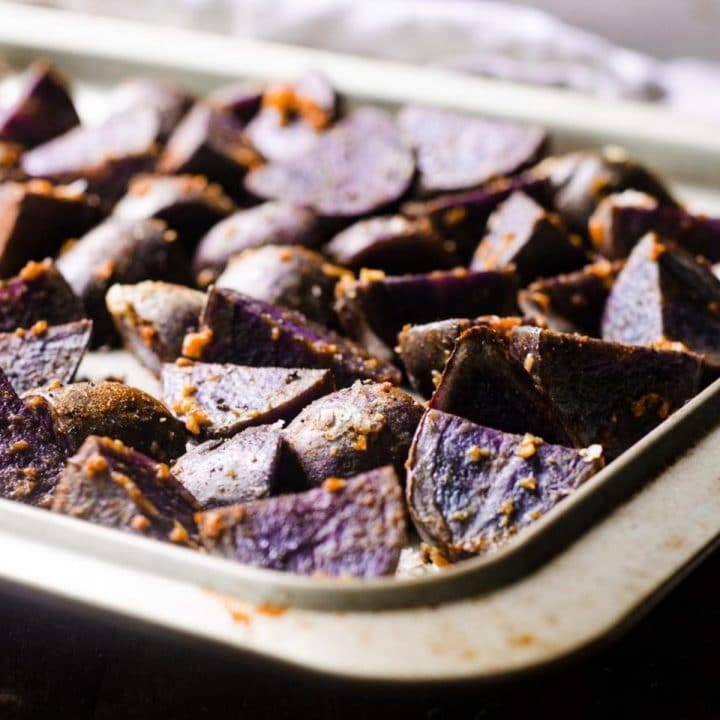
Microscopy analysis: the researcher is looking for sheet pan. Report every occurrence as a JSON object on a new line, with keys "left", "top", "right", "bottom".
{"left": 1, "top": 1, "right": 720, "bottom": 681}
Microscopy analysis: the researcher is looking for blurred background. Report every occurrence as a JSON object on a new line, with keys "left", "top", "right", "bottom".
{"left": 17, "top": 0, "right": 720, "bottom": 120}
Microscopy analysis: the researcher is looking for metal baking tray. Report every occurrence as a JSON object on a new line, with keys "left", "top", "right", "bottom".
{"left": 1, "top": 1, "right": 720, "bottom": 683}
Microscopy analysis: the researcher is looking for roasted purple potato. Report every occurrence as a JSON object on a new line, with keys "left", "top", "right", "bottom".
{"left": 402, "top": 174, "right": 550, "bottom": 261}
{"left": 196, "top": 465, "right": 406, "bottom": 577}
{"left": 534, "top": 148, "right": 677, "bottom": 233}
{"left": 21, "top": 105, "right": 161, "bottom": 207}
{"left": 590, "top": 190, "right": 720, "bottom": 261}
{"left": 407, "top": 409, "right": 603, "bottom": 559}
{"left": 397, "top": 105, "right": 547, "bottom": 195}
{"left": 162, "top": 360, "right": 334, "bottom": 438}
{"left": 112, "top": 174, "right": 235, "bottom": 253}
{"left": 245, "top": 108, "right": 414, "bottom": 221}
{"left": 0, "top": 368, "right": 69, "bottom": 507}
{"left": 184, "top": 286, "right": 401, "bottom": 387}
{"left": 470, "top": 191, "right": 587, "bottom": 284}
{"left": 245, "top": 72, "right": 340, "bottom": 162}
{"left": 172, "top": 424, "right": 285, "bottom": 509}
{"left": 106, "top": 281, "right": 205, "bottom": 375}
{"left": 0, "top": 180, "right": 100, "bottom": 276}
{"left": 0, "top": 259, "right": 84, "bottom": 332}
{"left": 216, "top": 244, "right": 348, "bottom": 327}
{"left": 57, "top": 218, "right": 190, "bottom": 345}
{"left": 334, "top": 268, "right": 519, "bottom": 361}
{"left": 0, "top": 63, "right": 713, "bottom": 581}
{"left": 193, "top": 201, "right": 324, "bottom": 285}
{"left": 324, "top": 215, "right": 458, "bottom": 274}
{"left": 510, "top": 325, "right": 702, "bottom": 459}
{"left": 430, "top": 325, "right": 572, "bottom": 445}
{"left": 27, "top": 381, "right": 187, "bottom": 462}
{"left": 0, "top": 319, "right": 91, "bottom": 395}
{"left": 518, "top": 258, "right": 623, "bottom": 337}
{"left": 108, "top": 77, "right": 195, "bottom": 142}
{"left": 284, "top": 380, "right": 423, "bottom": 485}
{"left": 0, "top": 60, "right": 79, "bottom": 148}
{"left": 206, "top": 81, "right": 263, "bottom": 125}
{"left": 602, "top": 234, "right": 720, "bottom": 372}
{"left": 398, "top": 315, "right": 542, "bottom": 398}
{"left": 52, "top": 435, "right": 198, "bottom": 545}
{"left": 157, "top": 104, "right": 262, "bottom": 201}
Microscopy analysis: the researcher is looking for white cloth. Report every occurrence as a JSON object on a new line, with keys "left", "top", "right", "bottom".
{"left": 53, "top": 0, "right": 720, "bottom": 120}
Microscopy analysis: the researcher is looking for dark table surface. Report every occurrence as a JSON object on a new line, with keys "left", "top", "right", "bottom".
{"left": 2, "top": 546, "right": 720, "bottom": 720}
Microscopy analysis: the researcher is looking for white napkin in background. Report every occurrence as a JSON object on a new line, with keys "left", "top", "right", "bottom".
{"left": 53, "top": 0, "right": 720, "bottom": 120}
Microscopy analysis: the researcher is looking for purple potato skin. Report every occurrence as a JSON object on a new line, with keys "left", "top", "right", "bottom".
{"left": 284, "top": 380, "right": 423, "bottom": 486}
{"left": 0, "top": 259, "right": 84, "bottom": 332}
{"left": 0, "top": 368, "right": 70, "bottom": 507}
{"left": 0, "top": 60, "right": 79, "bottom": 148}
{"left": 406, "top": 409, "right": 603, "bottom": 558}
{"left": 245, "top": 72, "right": 340, "bottom": 162}
{"left": 171, "top": 424, "right": 284, "bottom": 509}
{"left": 324, "top": 215, "right": 458, "bottom": 274}
{"left": 216, "top": 244, "right": 348, "bottom": 327}
{"left": 402, "top": 174, "right": 550, "bottom": 261}
{"left": 0, "top": 319, "right": 91, "bottom": 394}
{"left": 397, "top": 315, "right": 543, "bottom": 398}
{"left": 21, "top": 105, "right": 161, "bottom": 207}
{"left": 397, "top": 105, "right": 547, "bottom": 195}
{"left": 192, "top": 201, "right": 324, "bottom": 285}
{"left": 510, "top": 325, "right": 702, "bottom": 460}
{"left": 0, "top": 180, "right": 101, "bottom": 277}
{"left": 108, "top": 77, "right": 195, "bottom": 142}
{"left": 157, "top": 104, "right": 262, "bottom": 202}
{"left": 518, "top": 259, "right": 623, "bottom": 336}
{"left": 27, "top": 381, "right": 187, "bottom": 462}
{"left": 534, "top": 149, "right": 677, "bottom": 233}
{"left": 206, "top": 81, "right": 263, "bottom": 125}
{"left": 602, "top": 234, "right": 720, "bottom": 370}
{"left": 185, "top": 287, "right": 401, "bottom": 387}
{"left": 590, "top": 190, "right": 720, "bottom": 262}
{"left": 334, "top": 268, "right": 519, "bottom": 361}
{"left": 470, "top": 191, "right": 587, "bottom": 284}
{"left": 245, "top": 108, "right": 415, "bottom": 221}
{"left": 106, "top": 281, "right": 205, "bottom": 375}
{"left": 161, "top": 361, "right": 334, "bottom": 438}
{"left": 196, "top": 465, "right": 406, "bottom": 577}
{"left": 57, "top": 218, "right": 191, "bottom": 346}
{"left": 588, "top": 190, "right": 658, "bottom": 259}
{"left": 52, "top": 435, "right": 198, "bottom": 545}
{"left": 112, "top": 174, "right": 236, "bottom": 253}
{"left": 430, "top": 325, "right": 572, "bottom": 445}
